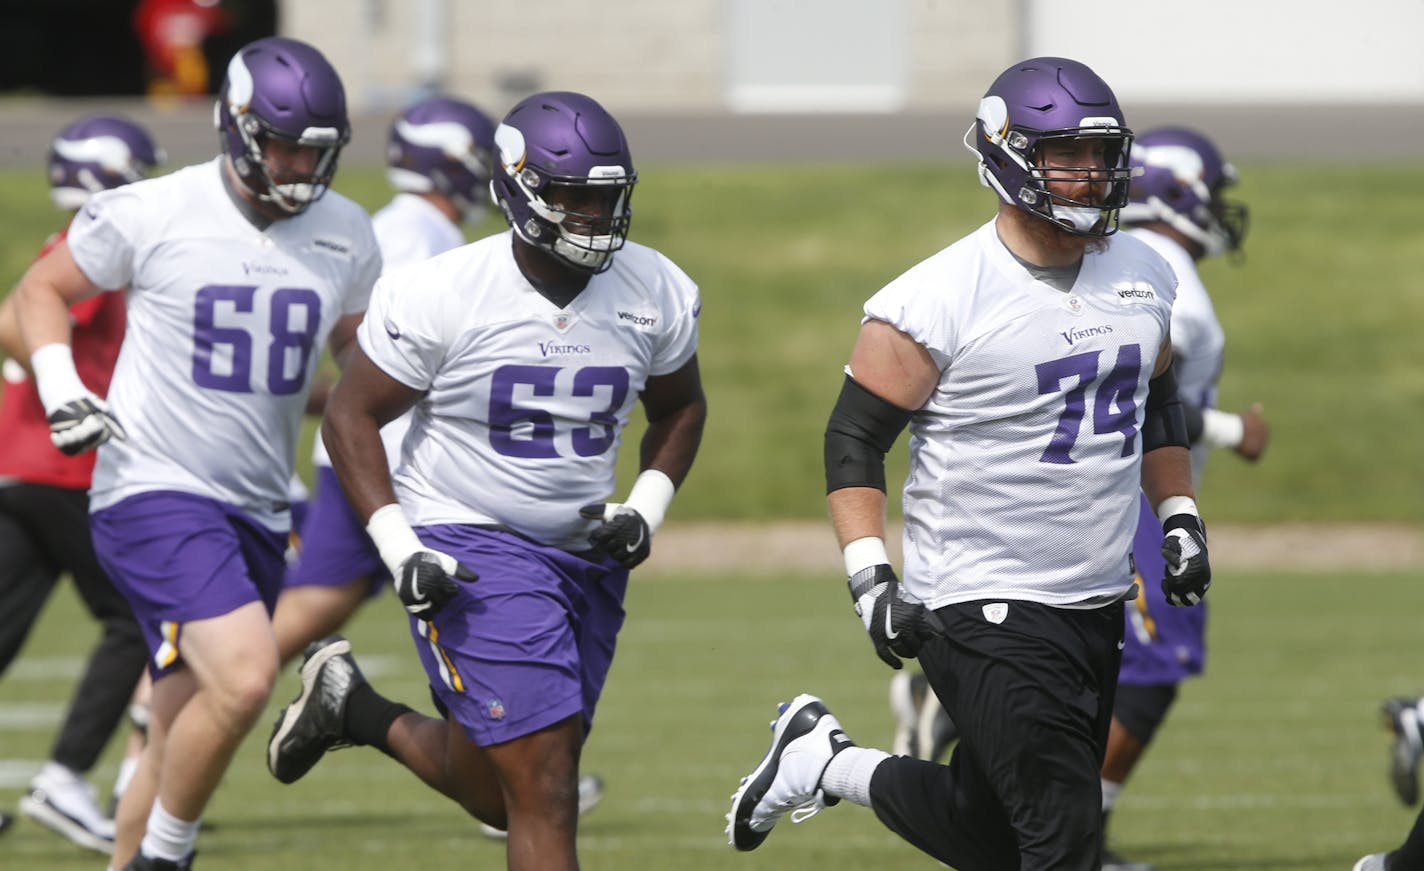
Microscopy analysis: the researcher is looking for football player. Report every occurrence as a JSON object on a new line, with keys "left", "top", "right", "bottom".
{"left": 726, "top": 57, "right": 1210, "bottom": 870}
{"left": 1, "top": 37, "right": 380, "bottom": 871}
{"left": 1101, "top": 126, "right": 1269, "bottom": 871}
{"left": 265, "top": 91, "right": 705, "bottom": 871}
{"left": 268, "top": 93, "right": 608, "bottom": 837}
{"left": 0, "top": 114, "right": 162, "bottom": 854}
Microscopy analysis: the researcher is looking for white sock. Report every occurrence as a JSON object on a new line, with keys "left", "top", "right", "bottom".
{"left": 1101, "top": 778, "right": 1123, "bottom": 813}
{"left": 139, "top": 800, "right": 200, "bottom": 862}
{"left": 40, "top": 760, "right": 81, "bottom": 784}
{"left": 819, "top": 746, "right": 890, "bottom": 808}
{"left": 113, "top": 757, "right": 139, "bottom": 800}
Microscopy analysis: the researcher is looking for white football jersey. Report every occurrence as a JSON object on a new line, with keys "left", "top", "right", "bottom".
{"left": 864, "top": 220, "right": 1177, "bottom": 608}
{"left": 358, "top": 230, "right": 700, "bottom": 550}
{"left": 312, "top": 192, "right": 465, "bottom": 470}
{"left": 70, "top": 158, "right": 381, "bottom": 531}
{"left": 1127, "top": 227, "right": 1226, "bottom": 483}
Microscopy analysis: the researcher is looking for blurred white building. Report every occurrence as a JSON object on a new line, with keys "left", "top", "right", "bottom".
{"left": 282, "top": 0, "right": 1424, "bottom": 115}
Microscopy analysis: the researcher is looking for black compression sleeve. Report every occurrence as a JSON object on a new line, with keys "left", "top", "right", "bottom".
{"left": 1142, "top": 366, "right": 1190, "bottom": 452}
{"left": 824, "top": 375, "right": 913, "bottom": 493}
{"left": 1181, "top": 400, "right": 1204, "bottom": 444}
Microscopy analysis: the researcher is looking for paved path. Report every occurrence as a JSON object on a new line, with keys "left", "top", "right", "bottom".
{"left": 1, "top": 100, "right": 1419, "bottom": 168}
{"left": 638, "top": 522, "right": 1424, "bottom": 577}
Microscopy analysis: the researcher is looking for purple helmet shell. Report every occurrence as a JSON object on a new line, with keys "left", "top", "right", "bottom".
{"left": 214, "top": 36, "right": 350, "bottom": 215}
{"left": 491, "top": 91, "right": 636, "bottom": 274}
{"left": 386, "top": 96, "right": 497, "bottom": 224}
{"left": 964, "top": 56, "right": 1134, "bottom": 237}
{"left": 48, "top": 114, "right": 164, "bottom": 210}
{"left": 1121, "top": 126, "right": 1248, "bottom": 257}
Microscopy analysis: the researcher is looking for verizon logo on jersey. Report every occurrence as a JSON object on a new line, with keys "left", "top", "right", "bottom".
{"left": 313, "top": 237, "right": 352, "bottom": 257}
{"left": 617, "top": 311, "right": 657, "bottom": 327}
{"left": 1112, "top": 281, "right": 1156, "bottom": 301}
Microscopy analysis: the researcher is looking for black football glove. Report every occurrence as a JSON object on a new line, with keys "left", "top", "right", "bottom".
{"left": 1160, "top": 513, "right": 1211, "bottom": 606}
{"left": 47, "top": 395, "right": 126, "bottom": 456}
{"left": 848, "top": 564, "right": 929, "bottom": 669}
{"left": 579, "top": 502, "right": 652, "bottom": 568}
{"left": 394, "top": 551, "right": 477, "bottom": 621}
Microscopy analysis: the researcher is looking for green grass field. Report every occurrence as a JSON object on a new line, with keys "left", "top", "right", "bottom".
{"left": 2, "top": 160, "right": 1423, "bottom": 524}
{"left": 1, "top": 158, "right": 1421, "bottom": 867}
{"left": 3, "top": 565, "right": 1423, "bottom": 869}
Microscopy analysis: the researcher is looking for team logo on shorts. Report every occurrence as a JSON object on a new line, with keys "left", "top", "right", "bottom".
{"left": 982, "top": 603, "right": 1009, "bottom": 624}
{"left": 486, "top": 698, "right": 507, "bottom": 720}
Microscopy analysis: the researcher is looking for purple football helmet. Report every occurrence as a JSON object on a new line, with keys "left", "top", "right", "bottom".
{"left": 214, "top": 36, "right": 350, "bottom": 215}
{"left": 1121, "top": 127, "right": 1248, "bottom": 257}
{"left": 386, "top": 96, "right": 497, "bottom": 224}
{"left": 48, "top": 115, "right": 164, "bottom": 210}
{"left": 491, "top": 91, "right": 636, "bottom": 274}
{"left": 964, "top": 56, "right": 1134, "bottom": 237}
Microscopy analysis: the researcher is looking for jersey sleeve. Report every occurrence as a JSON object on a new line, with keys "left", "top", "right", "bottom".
{"left": 650, "top": 254, "right": 701, "bottom": 375}
{"left": 66, "top": 189, "right": 144, "bottom": 291}
{"left": 862, "top": 264, "right": 955, "bottom": 370}
{"left": 356, "top": 267, "right": 444, "bottom": 391}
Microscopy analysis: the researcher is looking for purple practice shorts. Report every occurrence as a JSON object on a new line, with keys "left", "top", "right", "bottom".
{"left": 90, "top": 490, "right": 286, "bottom": 679}
{"left": 285, "top": 466, "right": 388, "bottom": 595}
{"left": 408, "top": 524, "right": 629, "bottom": 747}
{"left": 1118, "top": 493, "right": 1208, "bottom": 687}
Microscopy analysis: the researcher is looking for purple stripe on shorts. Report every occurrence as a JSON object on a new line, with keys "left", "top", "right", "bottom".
{"left": 407, "top": 524, "right": 629, "bottom": 747}
{"left": 90, "top": 490, "right": 286, "bottom": 678}
{"left": 285, "top": 466, "right": 388, "bottom": 594}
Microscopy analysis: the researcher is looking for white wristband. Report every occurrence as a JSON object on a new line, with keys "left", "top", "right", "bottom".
{"left": 843, "top": 536, "right": 890, "bottom": 577}
{"left": 1156, "top": 495, "right": 1199, "bottom": 524}
{"left": 624, "top": 469, "right": 676, "bottom": 533}
{"left": 365, "top": 503, "right": 423, "bottom": 578}
{"left": 30, "top": 343, "right": 89, "bottom": 415}
{"left": 1200, "top": 408, "right": 1245, "bottom": 450}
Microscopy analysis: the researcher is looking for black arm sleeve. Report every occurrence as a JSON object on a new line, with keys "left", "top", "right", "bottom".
{"left": 1141, "top": 365, "right": 1191, "bottom": 452}
{"left": 1181, "top": 399, "right": 1204, "bottom": 444}
{"left": 824, "top": 375, "right": 914, "bottom": 494}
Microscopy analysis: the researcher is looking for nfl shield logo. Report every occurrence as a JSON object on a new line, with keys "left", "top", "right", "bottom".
{"left": 553, "top": 313, "right": 575, "bottom": 332}
{"left": 486, "top": 698, "right": 506, "bottom": 720}
{"left": 982, "top": 603, "right": 1009, "bottom": 624}
{"left": 1065, "top": 295, "right": 1084, "bottom": 315}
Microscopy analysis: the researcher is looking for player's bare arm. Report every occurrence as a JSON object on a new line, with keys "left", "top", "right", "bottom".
{"left": 1139, "top": 336, "right": 1212, "bottom": 606}
{"left": 326, "top": 312, "right": 365, "bottom": 370}
{"left": 1140, "top": 337, "right": 1194, "bottom": 508}
{"left": 323, "top": 344, "right": 472, "bottom": 618}
{"left": 827, "top": 319, "right": 936, "bottom": 549}
{"left": 636, "top": 353, "right": 707, "bottom": 488}
{"left": 321, "top": 345, "right": 423, "bottom": 522}
{"left": 4, "top": 240, "right": 105, "bottom": 359}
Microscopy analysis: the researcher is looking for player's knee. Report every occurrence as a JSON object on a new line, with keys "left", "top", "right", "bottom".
{"left": 210, "top": 659, "right": 278, "bottom": 729}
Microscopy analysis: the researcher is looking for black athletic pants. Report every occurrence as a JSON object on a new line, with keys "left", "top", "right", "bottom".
{"left": 868, "top": 598, "right": 1124, "bottom": 871}
{"left": 0, "top": 483, "right": 147, "bottom": 773}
